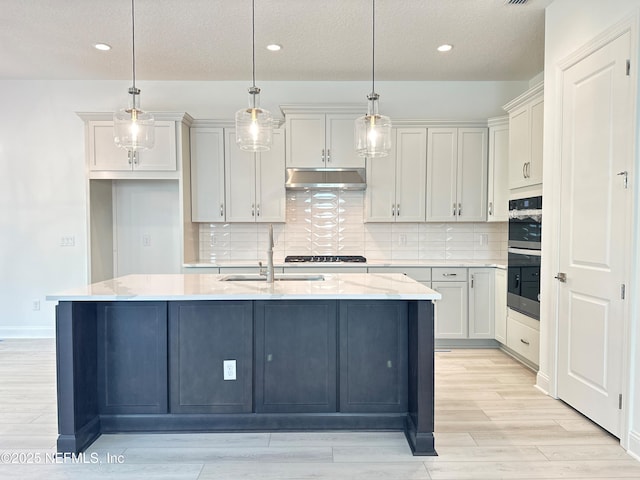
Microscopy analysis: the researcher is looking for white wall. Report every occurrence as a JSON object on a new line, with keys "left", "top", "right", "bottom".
{"left": 541, "top": 0, "right": 640, "bottom": 459}
{"left": 0, "top": 79, "right": 527, "bottom": 338}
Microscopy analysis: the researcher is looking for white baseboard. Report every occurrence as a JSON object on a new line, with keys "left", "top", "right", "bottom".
{"left": 628, "top": 430, "right": 640, "bottom": 461}
{"left": 535, "top": 371, "right": 551, "bottom": 396}
{"left": 0, "top": 327, "right": 55, "bottom": 339}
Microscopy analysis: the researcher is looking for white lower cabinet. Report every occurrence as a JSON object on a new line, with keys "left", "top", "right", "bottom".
{"left": 506, "top": 309, "right": 540, "bottom": 366}
{"left": 468, "top": 268, "right": 495, "bottom": 339}
{"left": 432, "top": 268, "right": 469, "bottom": 339}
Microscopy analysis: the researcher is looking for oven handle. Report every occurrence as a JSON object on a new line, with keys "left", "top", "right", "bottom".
{"left": 508, "top": 247, "right": 542, "bottom": 257}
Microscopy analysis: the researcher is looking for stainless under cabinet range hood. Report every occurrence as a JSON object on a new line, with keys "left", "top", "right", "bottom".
{"left": 285, "top": 168, "right": 366, "bottom": 190}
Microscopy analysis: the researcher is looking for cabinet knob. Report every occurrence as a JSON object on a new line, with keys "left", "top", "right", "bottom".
{"left": 453, "top": 203, "right": 457, "bottom": 216}
{"left": 251, "top": 204, "right": 255, "bottom": 216}
{"left": 392, "top": 204, "right": 395, "bottom": 216}
{"left": 321, "top": 148, "right": 325, "bottom": 163}
{"left": 326, "top": 149, "right": 331, "bottom": 162}
{"left": 387, "top": 360, "right": 393, "bottom": 368}
{"left": 520, "top": 338, "right": 530, "bottom": 346}
{"left": 220, "top": 204, "right": 224, "bottom": 217}
{"left": 267, "top": 354, "right": 273, "bottom": 362}
{"left": 522, "top": 163, "right": 526, "bottom": 179}
{"left": 489, "top": 202, "right": 493, "bottom": 216}
{"left": 256, "top": 204, "right": 260, "bottom": 217}
{"left": 396, "top": 204, "right": 400, "bottom": 216}
{"left": 458, "top": 203, "right": 462, "bottom": 216}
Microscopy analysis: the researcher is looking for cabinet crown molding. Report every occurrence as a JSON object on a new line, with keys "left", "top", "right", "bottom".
{"left": 502, "top": 81, "right": 544, "bottom": 113}
{"left": 280, "top": 104, "right": 366, "bottom": 115}
{"left": 392, "top": 119, "right": 488, "bottom": 128}
{"left": 77, "top": 112, "right": 194, "bottom": 124}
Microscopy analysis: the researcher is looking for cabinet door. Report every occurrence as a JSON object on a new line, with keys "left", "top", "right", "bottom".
{"left": 326, "top": 114, "right": 365, "bottom": 168}
{"left": 432, "top": 281, "right": 468, "bottom": 339}
{"left": 224, "top": 129, "right": 257, "bottom": 222}
{"left": 90, "top": 120, "right": 131, "bottom": 171}
{"left": 488, "top": 122, "right": 509, "bottom": 222}
{"left": 135, "top": 121, "right": 177, "bottom": 171}
{"left": 89, "top": 120, "right": 176, "bottom": 172}
{"left": 468, "top": 268, "right": 495, "bottom": 339}
{"left": 528, "top": 97, "right": 544, "bottom": 185}
{"left": 426, "top": 128, "right": 457, "bottom": 222}
{"left": 256, "top": 129, "right": 286, "bottom": 222}
{"left": 255, "top": 301, "right": 337, "bottom": 413}
{"left": 457, "top": 128, "right": 488, "bottom": 222}
{"left": 168, "top": 301, "right": 252, "bottom": 413}
{"left": 395, "top": 128, "right": 427, "bottom": 222}
{"left": 285, "top": 114, "right": 326, "bottom": 168}
{"left": 190, "top": 127, "right": 225, "bottom": 222}
{"left": 508, "top": 106, "right": 530, "bottom": 189}
{"left": 494, "top": 268, "right": 507, "bottom": 344}
{"left": 365, "top": 129, "right": 397, "bottom": 222}
{"left": 97, "top": 302, "right": 168, "bottom": 414}
{"left": 339, "top": 301, "right": 408, "bottom": 413}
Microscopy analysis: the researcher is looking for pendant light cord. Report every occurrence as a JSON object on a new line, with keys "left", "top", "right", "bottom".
{"left": 131, "top": 0, "right": 136, "bottom": 89}
{"left": 371, "top": 0, "right": 375, "bottom": 95}
{"left": 252, "top": 0, "right": 256, "bottom": 88}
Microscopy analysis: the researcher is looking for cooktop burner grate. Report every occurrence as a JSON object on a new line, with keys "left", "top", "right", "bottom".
{"left": 284, "top": 255, "right": 367, "bottom": 263}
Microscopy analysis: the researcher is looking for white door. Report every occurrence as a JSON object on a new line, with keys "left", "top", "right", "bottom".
{"left": 457, "top": 128, "right": 488, "bottom": 222}
{"left": 365, "top": 129, "right": 397, "bottom": 222}
{"left": 256, "top": 129, "right": 286, "bottom": 223}
{"left": 326, "top": 114, "right": 365, "bottom": 168}
{"left": 426, "top": 128, "right": 457, "bottom": 222}
{"left": 432, "top": 281, "right": 468, "bottom": 339}
{"left": 557, "top": 31, "right": 632, "bottom": 437}
{"left": 285, "top": 114, "right": 326, "bottom": 168}
{"left": 395, "top": 128, "right": 427, "bottom": 222}
{"left": 224, "top": 130, "right": 257, "bottom": 222}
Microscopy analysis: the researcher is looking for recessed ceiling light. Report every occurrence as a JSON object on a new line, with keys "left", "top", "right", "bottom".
{"left": 266, "top": 44, "right": 282, "bottom": 52}
{"left": 94, "top": 43, "right": 112, "bottom": 51}
{"left": 437, "top": 44, "right": 453, "bottom": 52}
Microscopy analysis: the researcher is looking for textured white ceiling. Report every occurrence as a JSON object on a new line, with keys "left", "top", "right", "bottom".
{"left": 0, "top": 0, "right": 551, "bottom": 81}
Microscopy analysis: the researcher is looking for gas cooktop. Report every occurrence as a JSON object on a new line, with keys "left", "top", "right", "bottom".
{"left": 284, "top": 255, "right": 367, "bottom": 263}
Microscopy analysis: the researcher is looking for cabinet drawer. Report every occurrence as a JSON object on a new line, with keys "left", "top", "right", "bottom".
{"left": 507, "top": 316, "right": 539, "bottom": 365}
{"left": 432, "top": 268, "right": 468, "bottom": 282}
{"left": 367, "top": 267, "right": 431, "bottom": 282}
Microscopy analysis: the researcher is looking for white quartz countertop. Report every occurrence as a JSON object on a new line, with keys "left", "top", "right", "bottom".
{"left": 184, "top": 260, "right": 507, "bottom": 269}
{"left": 47, "top": 273, "right": 442, "bottom": 302}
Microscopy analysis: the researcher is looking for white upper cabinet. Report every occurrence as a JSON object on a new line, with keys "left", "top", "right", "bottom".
{"left": 487, "top": 117, "right": 509, "bottom": 222}
{"left": 284, "top": 110, "right": 365, "bottom": 168}
{"left": 88, "top": 120, "right": 177, "bottom": 173}
{"left": 365, "top": 128, "right": 427, "bottom": 222}
{"left": 504, "top": 83, "right": 544, "bottom": 190}
{"left": 224, "top": 128, "right": 286, "bottom": 223}
{"left": 426, "top": 127, "right": 488, "bottom": 222}
{"left": 190, "top": 126, "right": 225, "bottom": 222}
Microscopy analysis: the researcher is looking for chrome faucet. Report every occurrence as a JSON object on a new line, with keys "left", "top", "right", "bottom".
{"left": 260, "top": 224, "right": 275, "bottom": 283}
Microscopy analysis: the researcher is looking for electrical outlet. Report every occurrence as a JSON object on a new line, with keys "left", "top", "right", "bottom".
{"left": 60, "top": 235, "right": 75, "bottom": 247}
{"left": 142, "top": 233, "right": 151, "bottom": 247}
{"left": 32, "top": 300, "right": 40, "bottom": 311}
{"left": 399, "top": 234, "right": 407, "bottom": 246}
{"left": 223, "top": 360, "right": 236, "bottom": 381}
{"left": 479, "top": 233, "right": 489, "bottom": 246}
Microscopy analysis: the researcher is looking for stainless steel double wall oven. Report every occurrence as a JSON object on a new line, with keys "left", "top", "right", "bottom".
{"left": 507, "top": 196, "right": 542, "bottom": 320}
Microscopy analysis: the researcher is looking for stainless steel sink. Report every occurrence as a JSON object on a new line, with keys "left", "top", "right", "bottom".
{"left": 221, "top": 274, "right": 325, "bottom": 282}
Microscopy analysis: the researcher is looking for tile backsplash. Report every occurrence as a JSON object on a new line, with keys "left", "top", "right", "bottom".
{"left": 199, "top": 190, "right": 507, "bottom": 263}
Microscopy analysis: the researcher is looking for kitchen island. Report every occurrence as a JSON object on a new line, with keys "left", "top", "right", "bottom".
{"left": 48, "top": 273, "right": 441, "bottom": 456}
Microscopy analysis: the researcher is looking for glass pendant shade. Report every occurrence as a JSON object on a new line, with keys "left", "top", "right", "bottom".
{"left": 235, "top": 87, "right": 273, "bottom": 152}
{"left": 114, "top": 88, "right": 155, "bottom": 151}
{"left": 355, "top": 94, "right": 392, "bottom": 158}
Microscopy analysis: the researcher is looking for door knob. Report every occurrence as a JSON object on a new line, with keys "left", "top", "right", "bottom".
{"left": 555, "top": 272, "right": 567, "bottom": 282}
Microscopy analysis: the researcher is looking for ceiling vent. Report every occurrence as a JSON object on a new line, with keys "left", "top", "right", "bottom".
{"left": 506, "top": 0, "right": 528, "bottom": 4}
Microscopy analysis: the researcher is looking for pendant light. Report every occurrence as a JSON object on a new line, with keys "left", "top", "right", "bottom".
{"left": 114, "top": 0, "right": 154, "bottom": 160}
{"left": 355, "top": 0, "right": 392, "bottom": 158}
{"left": 235, "top": 0, "right": 273, "bottom": 152}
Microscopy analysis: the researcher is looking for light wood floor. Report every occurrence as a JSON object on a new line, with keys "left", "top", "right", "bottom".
{"left": 0, "top": 340, "right": 639, "bottom": 479}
